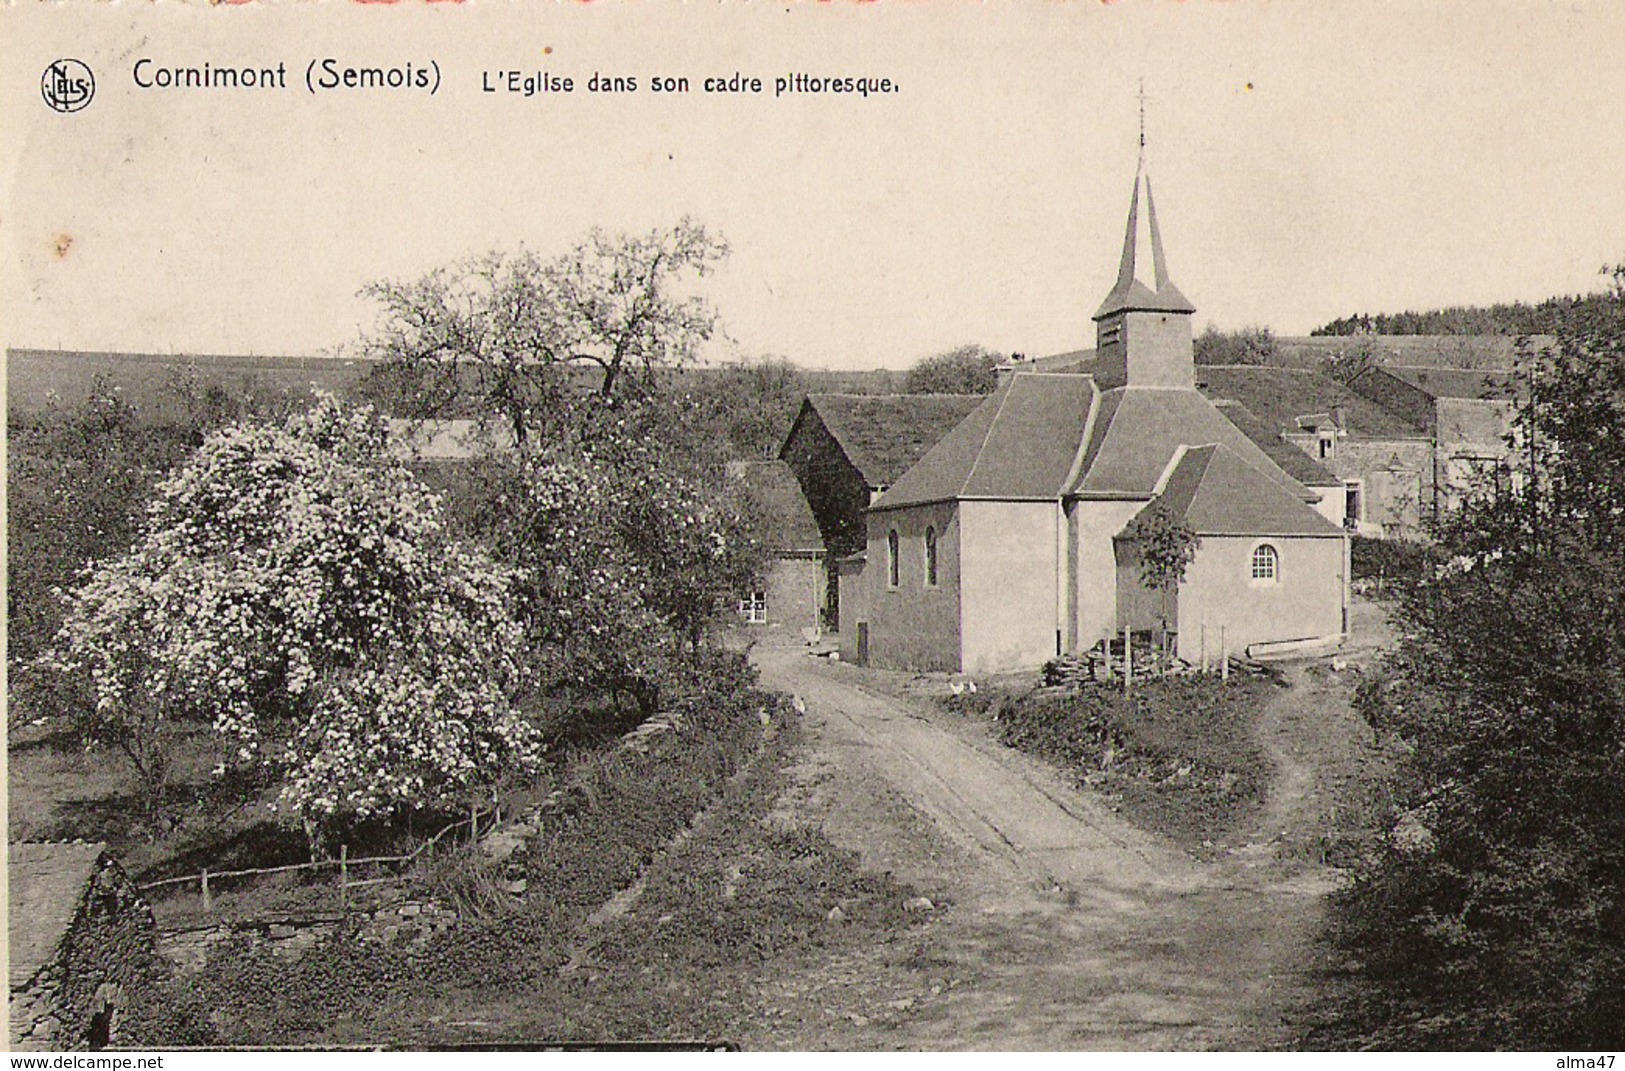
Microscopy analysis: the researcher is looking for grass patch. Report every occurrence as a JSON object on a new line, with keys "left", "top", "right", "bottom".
{"left": 951, "top": 675, "right": 1275, "bottom": 851}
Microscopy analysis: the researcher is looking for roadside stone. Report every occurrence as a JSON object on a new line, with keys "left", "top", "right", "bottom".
{"left": 826, "top": 905, "right": 845, "bottom": 922}
{"left": 903, "top": 896, "right": 935, "bottom": 914}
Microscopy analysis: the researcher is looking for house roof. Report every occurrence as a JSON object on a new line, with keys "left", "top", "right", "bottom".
{"left": 732, "top": 459, "right": 825, "bottom": 554}
{"left": 872, "top": 373, "right": 1098, "bottom": 509}
{"left": 9, "top": 842, "right": 108, "bottom": 987}
{"left": 1211, "top": 400, "right": 1341, "bottom": 488}
{"left": 793, "top": 393, "right": 984, "bottom": 488}
{"left": 1195, "top": 365, "right": 1426, "bottom": 438}
{"left": 1128, "top": 444, "right": 1344, "bottom": 538}
{"left": 1376, "top": 364, "right": 1526, "bottom": 403}
{"left": 1072, "top": 385, "right": 1314, "bottom": 501}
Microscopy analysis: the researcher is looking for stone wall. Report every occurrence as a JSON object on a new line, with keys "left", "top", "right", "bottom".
{"left": 10, "top": 855, "right": 156, "bottom": 1051}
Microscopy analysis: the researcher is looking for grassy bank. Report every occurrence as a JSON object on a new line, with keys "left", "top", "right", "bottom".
{"left": 948, "top": 676, "right": 1276, "bottom": 852}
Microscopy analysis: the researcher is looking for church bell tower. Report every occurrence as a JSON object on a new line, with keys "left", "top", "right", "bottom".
{"left": 1092, "top": 101, "right": 1197, "bottom": 389}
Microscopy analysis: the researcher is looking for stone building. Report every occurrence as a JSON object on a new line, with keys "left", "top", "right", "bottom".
{"left": 1346, "top": 364, "right": 1526, "bottom": 513}
{"left": 729, "top": 459, "right": 826, "bottom": 634}
{"left": 9, "top": 842, "right": 156, "bottom": 1050}
{"left": 778, "top": 392, "right": 982, "bottom": 625}
{"left": 1194, "top": 365, "right": 1436, "bottom": 538}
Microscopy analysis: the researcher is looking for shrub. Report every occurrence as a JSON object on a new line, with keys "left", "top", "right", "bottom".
{"left": 984, "top": 677, "right": 1272, "bottom": 846}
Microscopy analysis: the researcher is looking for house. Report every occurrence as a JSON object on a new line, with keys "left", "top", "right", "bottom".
{"left": 729, "top": 459, "right": 826, "bottom": 634}
{"left": 778, "top": 392, "right": 983, "bottom": 625}
{"left": 9, "top": 842, "right": 157, "bottom": 1050}
{"left": 1194, "top": 365, "right": 1435, "bottom": 538}
{"left": 844, "top": 158, "right": 1349, "bottom": 673}
{"left": 1346, "top": 364, "right": 1526, "bottom": 512}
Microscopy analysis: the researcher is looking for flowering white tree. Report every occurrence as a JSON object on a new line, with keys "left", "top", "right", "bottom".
{"left": 44, "top": 394, "right": 544, "bottom": 842}
{"left": 455, "top": 439, "right": 766, "bottom": 719}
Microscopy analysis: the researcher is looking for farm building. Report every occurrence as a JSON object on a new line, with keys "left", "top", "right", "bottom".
{"left": 1346, "top": 364, "right": 1527, "bottom": 513}
{"left": 778, "top": 392, "right": 983, "bottom": 626}
{"left": 843, "top": 158, "right": 1349, "bottom": 673}
{"left": 9, "top": 842, "right": 157, "bottom": 1050}
{"left": 729, "top": 459, "right": 827, "bottom": 634}
{"left": 1194, "top": 365, "right": 1436, "bottom": 538}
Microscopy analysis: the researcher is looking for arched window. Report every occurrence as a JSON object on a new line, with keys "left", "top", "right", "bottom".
{"left": 924, "top": 526, "right": 938, "bottom": 587}
{"left": 1251, "top": 543, "right": 1279, "bottom": 583}
{"left": 887, "top": 529, "right": 900, "bottom": 588}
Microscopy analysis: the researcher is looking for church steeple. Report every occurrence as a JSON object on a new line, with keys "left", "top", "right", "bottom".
{"left": 1090, "top": 94, "right": 1197, "bottom": 389}
{"left": 1093, "top": 127, "right": 1194, "bottom": 320}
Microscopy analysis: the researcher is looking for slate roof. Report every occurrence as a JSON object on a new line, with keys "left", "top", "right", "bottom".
{"left": 1129, "top": 444, "right": 1344, "bottom": 539}
{"left": 1195, "top": 365, "right": 1426, "bottom": 438}
{"left": 1072, "top": 386, "right": 1313, "bottom": 501}
{"left": 1211, "top": 400, "right": 1341, "bottom": 488}
{"left": 872, "top": 374, "right": 1098, "bottom": 509}
{"left": 795, "top": 394, "right": 984, "bottom": 488}
{"left": 9, "top": 842, "right": 107, "bottom": 987}
{"left": 733, "top": 460, "right": 825, "bottom": 554}
{"left": 1377, "top": 365, "right": 1526, "bottom": 403}
{"left": 874, "top": 374, "right": 1322, "bottom": 512}
{"left": 1094, "top": 168, "right": 1196, "bottom": 319}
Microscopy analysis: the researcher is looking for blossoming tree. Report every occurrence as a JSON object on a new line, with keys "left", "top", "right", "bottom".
{"left": 44, "top": 395, "right": 544, "bottom": 843}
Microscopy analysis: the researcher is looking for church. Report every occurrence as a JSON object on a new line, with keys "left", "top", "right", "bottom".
{"left": 843, "top": 159, "right": 1351, "bottom": 674}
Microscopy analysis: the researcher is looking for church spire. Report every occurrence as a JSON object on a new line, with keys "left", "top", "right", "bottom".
{"left": 1093, "top": 92, "right": 1195, "bottom": 322}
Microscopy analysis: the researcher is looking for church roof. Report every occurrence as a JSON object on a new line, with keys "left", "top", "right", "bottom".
{"left": 791, "top": 393, "right": 984, "bottom": 488}
{"left": 872, "top": 373, "right": 1320, "bottom": 513}
{"left": 732, "top": 459, "right": 825, "bottom": 554}
{"left": 871, "top": 373, "right": 1098, "bottom": 509}
{"left": 1129, "top": 444, "right": 1344, "bottom": 538}
{"left": 1093, "top": 165, "right": 1195, "bottom": 320}
{"left": 1210, "top": 399, "right": 1342, "bottom": 488}
{"left": 1071, "top": 385, "right": 1313, "bottom": 501}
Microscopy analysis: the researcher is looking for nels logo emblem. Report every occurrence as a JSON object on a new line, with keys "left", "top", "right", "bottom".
{"left": 42, "top": 59, "right": 95, "bottom": 113}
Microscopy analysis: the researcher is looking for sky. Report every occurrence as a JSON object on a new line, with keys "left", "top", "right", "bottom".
{"left": 5, "top": 1, "right": 1625, "bottom": 372}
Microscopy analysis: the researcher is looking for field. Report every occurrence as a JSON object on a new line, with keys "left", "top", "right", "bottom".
{"left": 5, "top": 349, "right": 375, "bottom": 420}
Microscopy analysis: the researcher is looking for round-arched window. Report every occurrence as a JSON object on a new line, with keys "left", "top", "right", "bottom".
{"left": 1251, "top": 543, "right": 1279, "bottom": 582}
{"left": 924, "top": 526, "right": 938, "bottom": 587}
{"left": 887, "top": 528, "right": 900, "bottom": 588}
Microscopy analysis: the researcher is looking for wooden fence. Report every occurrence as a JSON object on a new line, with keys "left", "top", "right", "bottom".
{"left": 137, "top": 802, "right": 501, "bottom": 912}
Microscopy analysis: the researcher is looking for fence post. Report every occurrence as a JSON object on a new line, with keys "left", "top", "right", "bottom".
{"left": 469, "top": 801, "right": 478, "bottom": 847}
{"left": 1220, "top": 626, "right": 1229, "bottom": 682}
{"left": 200, "top": 867, "right": 212, "bottom": 913}
{"left": 1123, "top": 625, "right": 1133, "bottom": 695}
{"left": 339, "top": 843, "right": 349, "bottom": 917}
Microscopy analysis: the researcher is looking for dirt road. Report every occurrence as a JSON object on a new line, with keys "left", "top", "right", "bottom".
{"left": 748, "top": 644, "right": 1345, "bottom": 1050}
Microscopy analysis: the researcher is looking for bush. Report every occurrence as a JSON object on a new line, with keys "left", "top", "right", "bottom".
{"left": 1349, "top": 536, "right": 1429, "bottom": 585}
{"left": 984, "top": 677, "right": 1272, "bottom": 847}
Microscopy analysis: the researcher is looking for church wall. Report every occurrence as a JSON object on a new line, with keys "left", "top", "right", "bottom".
{"left": 1070, "top": 499, "right": 1151, "bottom": 650}
{"left": 835, "top": 555, "right": 869, "bottom": 663}
{"left": 1113, "top": 540, "right": 1173, "bottom": 636}
{"left": 959, "top": 500, "right": 1060, "bottom": 674}
{"left": 864, "top": 502, "right": 962, "bottom": 672}
{"left": 1174, "top": 534, "right": 1346, "bottom": 661}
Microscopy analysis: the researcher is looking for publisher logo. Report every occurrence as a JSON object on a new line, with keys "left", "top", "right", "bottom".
{"left": 42, "top": 59, "right": 95, "bottom": 113}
